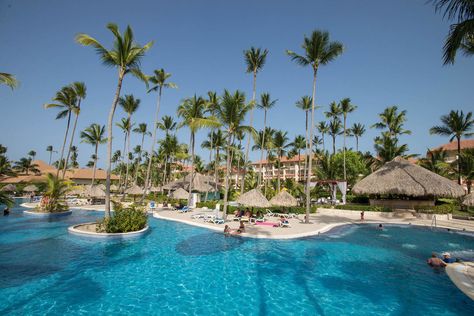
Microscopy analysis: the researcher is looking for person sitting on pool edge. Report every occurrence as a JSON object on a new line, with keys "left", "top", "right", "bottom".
{"left": 237, "top": 221, "right": 245, "bottom": 233}
{"left": 427, "top": 252, "right": 447, "bottom": 268}
{"left": 442, "top": 252, "right": 456, "bottom": 264}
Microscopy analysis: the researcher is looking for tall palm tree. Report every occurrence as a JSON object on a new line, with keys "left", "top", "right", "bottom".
{"left": 291, "top": 135, "right": 306, "bottom": 182}
{"left": 374, "top": 133, "right": 409, "bottom": 165}
{"left": 339, "top": 98, "right": 357, "bottom": 180}
{"left": 70, "top": 146, "right": 79, "bottom": 168}
{"left": 116, "top": 117, "right": 133, "bottom": 190}
{"left": 431, "top": 0, "right": 474, "bottom": 64}
{"left": 273, "top": 130, "right": 290, "bottom": 192}
{"left": 202, "top": 129, "right": 226, "bottom": 193}
{"left": 14, "top": 157, "right": 39, "bottom": 175}
{"left": 296, "top": 96, "right": 313, "bottom": 183}
{"left": 241, "top": 47, "right": 268, "bottom": 194}
{"left": 132, "top": 123, "right": 151, "bottom": 184}
{"left": 372, "top": 106, "right": 411, "bottom": 137}
{"left": 119, "top": 94, "right": 140, "bottom": 191}
{"left": 419, "top": 149, "right": 449, "bottom": 176}
{"left": 0, "top": 72, "right": 18, "bottom": 90}
{"left": 177, "top": 95, "right": 219, "bottom": 205}
{"left": 215, "top": 90, "right": 253, "bottom": 218}
{"left": 157, "top": 115, "right": 177, "bottom": 136}
{"left": 287, "top": 30, "right": 343, "bottom": 222}
{"left": 317, "top": 121, "right": 329, "bottom": 151}
{"left": 44, "top": 85, "right": 77, "bottom": 178}
{"left": 159, "top": 134, "right": 179, "bottom": 185}
{"left": 28, "top": 150, "right": 36, "bottom": 161}
{"left": 430, "top": 110, "right": 474, "bottom": 184}
{"left": 256, "top": 93, "right": 278, "bottom": 186}
{"left": 351, "top": 123, "right": 366, "bottom": 152}
{"left": 328, "top": 118, "right": 343, "bottom": 155}
{"left": 80, "top": 123, "right": 106, "bottom": 185}
{"left": 76, "top": 23, "right": 153, "bottom": 216}
{"left": 63, "top": 82, "right": 86, "bottom": 178}
{"left": 143, "top": 68, "right": 177, "bottom": 198}
{"left": 46, "top": 145, "right": 56, "bottom": 165}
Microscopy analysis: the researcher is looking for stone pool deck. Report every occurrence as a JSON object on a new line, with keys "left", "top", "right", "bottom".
{"left": 153, "top": 207, "right": 474, "bottom": 240}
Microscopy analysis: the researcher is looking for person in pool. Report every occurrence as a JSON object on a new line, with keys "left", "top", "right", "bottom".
{"left": 3, "top": 207, "right": 10, "bottom": 216}
{"left": 442, "top": 252, "right": 456, "bottom": 264}
{"left": 427, "top": 252, "right": 447, "bottom": 268}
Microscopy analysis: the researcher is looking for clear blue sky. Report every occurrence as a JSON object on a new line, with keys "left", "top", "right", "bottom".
{"left": 1, "top": 0, "right": 472, "bottom": 168}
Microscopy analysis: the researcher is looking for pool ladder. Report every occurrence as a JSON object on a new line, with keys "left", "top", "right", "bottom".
{"left": 431, "top": 215, "right": 437, "bottom": 230}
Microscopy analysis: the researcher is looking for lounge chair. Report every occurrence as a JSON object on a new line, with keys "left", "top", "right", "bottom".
{"left": 191, "top": 213, "right": 205, "bottom": 219}
{"left": 265, "top": 209, "right": 276, "bottom": 217}
{"left": 178, "top": 206, "right": 191, "bottom": 213}
{"left": 239, "top": 216, "right": 250, "bottom": 223}
{"left": 208, "top": 217, "right": 225, "bottom": 224}
{"left": 279, "top": 220, "right": 291, "bottom": 228}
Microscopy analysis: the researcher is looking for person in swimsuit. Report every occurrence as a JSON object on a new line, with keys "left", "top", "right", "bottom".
{"left": 237, "top": 221, "right": 245, "bottom": 233}
{"left": 442, "top": 252, "right": 455, "bottom": 264}
{"left": 427, "top": 253, "right": 447, "bottom": 268}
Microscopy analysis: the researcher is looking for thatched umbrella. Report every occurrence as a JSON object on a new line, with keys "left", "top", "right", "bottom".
{"left": 352, "top": 157, "right": 465, "bottom": 198}
{"left": 462, "top": 193, "right": 474, "bottom": 207}
{"left": 163, "top": 172, "right": 218, "bottom": 193}
{"left": 83, "top": 185, "right": 106, "bottom": 198}
{"left": 0, "top": 184, "right": 16, "bottom": 192}
{"left": 97, "top": 183, "right": 106, "bottom": 190}
{"left": 237, "top": 189, "right": 271, "bottom": 208}
{"left": 150, "top": 186, "right": 161, "bottom": 192}
{"left": 68, "top": 186, "right": 85, "bottom": 196}
{"left": 23, "top": 184, "right": 39, "bottom": 192}
{"left": 125, "top": 185, "right": 143, "bottom": 195}
{"left": 170, "top": 188, "right": 189, "bottom": 200}
{"left": 110, "top": 184, "right": 119, "bottom": 191}
{"left": 270, "top": 190, "right": 298, "bottom": 207}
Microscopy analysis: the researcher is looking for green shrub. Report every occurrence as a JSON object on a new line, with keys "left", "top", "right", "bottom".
{"left": 226, "top": 205, "right": 317, "bottom": 214}
{"left": 334, "top": 204, "right": 391, "bottom": 212}
{"left": 346, "top": 195, "right": 370, "bottom": 204}
{"left": 97, "top": 203, "right": 148, "bottom": 233}
{"left": 415, "top": 204, "right": 458, "bottom": 214}
{"left": 196, "top": 201, "right": 219, "bottom": 209}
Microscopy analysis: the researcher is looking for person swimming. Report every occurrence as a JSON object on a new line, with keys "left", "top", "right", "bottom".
{"left": 442, "top": 252, "right": 456, "bottom": 264}
{"left": 427, "top": 252, "right": 447, "bottom": 268}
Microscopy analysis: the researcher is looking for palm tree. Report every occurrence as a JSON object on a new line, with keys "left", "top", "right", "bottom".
{"left": 287, "top": 30, "right": 344, "bottom": 223}
{"left": 328, "top": 118, "right": 343, "bottom": 155}
{"left": 351, "top": 123, "right": 366, "bottom": 152}
{"left": 204, "top": 91, "right": 220, "bottom": 199}
{"left": 80, "top": 124, "right": 106, "bottom": 185}
{"left": 431, "top": 0, "right": 474, "bottom": 64}
{"left": 143, "top": 68, "right": 177, "bottom": 198}
{"left": 0, "top": 72, "right": 18, "bottom": 90}
{"left": 430, "top": 110, "right": 474, "bottom": 184}
{"left": 63, "top": 82, "right": 86, "bottom": 178}
{"left": 70, "top": 146, "right": 79, "bottom": 168}
{"left": 119, "top": 94, "right": 140, "bottom": 190}
{"left": 291, "top": 135, "right": 306, "bottom": 181}
{"left": 241, "top": 47, "right": 269, "bottom": 194}
{"left": 202, "top": 129, "right": 225, "bottom": 193}
{"left": 41, "top": 173, "right": 69, "bottom": 212}
{"left": 76, "top": 23, "right": 153, "bottom": 216}
{"left": 296, "top": 96, "right": 312, "bottom": 183}
{"left": 372, "top": 106, "right": 411, "bottom": 137}
{"left": 14, "top": 157, "right": 39, "bottom": 175}
{"left": 112, "top": 150, "right": 121, "bottom": 169}
{"left": 132, "top": 123, "right": 151, "bottom": 184}
{"left": 116, "top": 117, "right": 132, "bottom": 190}
{"left": 256, "top": 93, "right": 278, "bottom": 186}
{"left": 28, "top": 150, "right": 36, "bottom": 161}
{"left": 46, "top": 145, "right": 56, "bottom": 165}
{"left": 157, "top": 115, "right": 177, "bottom": 136}
{"left": 44, "top": 85, "right": 77, "bottom": 178}
{"left": 419, "top": 149, "right": 449, "bottom": 176}
{"left": 215, "top": 90, "right": 253, "bottom": 218}
{"left": 317, "top": 121, "right": 329, "bottom": 151}
{"left": 273, "top": 130, "right": 290, "bottom": 192}
{"left": 339, "top": 98, "right": 357, "bottom": 180}
{"left": 159, "top": 134, "right": 179, "bottom": 184}
{"left": 0, "top": 155, "right": 16, "bottom": 178}
{"left": 374, "top": 133, "right": 409, "bottom": 164}
{"left": 177, "top": 95, "right": 219, "bottom": 205}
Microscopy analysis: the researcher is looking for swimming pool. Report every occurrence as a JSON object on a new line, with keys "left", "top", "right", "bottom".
{"left": 1, "top": 203, "right": 474, "bottom": 315}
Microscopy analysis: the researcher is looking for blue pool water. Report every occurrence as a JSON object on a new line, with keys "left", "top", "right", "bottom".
{"left": 1, "top": 202, "right": 474, "bottom": 315}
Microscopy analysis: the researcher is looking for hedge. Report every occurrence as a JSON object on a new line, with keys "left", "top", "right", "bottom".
{"left": 334, "top": 204, "right": 392, "bottom": 212}
{"left": 414, "top": 204, "right": 458, "bottom": 214}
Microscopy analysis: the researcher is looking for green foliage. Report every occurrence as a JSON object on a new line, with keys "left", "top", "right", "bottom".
{"left": 346, "top": 194, "right": 369, "bottom": 204}
{"left": 415, "top": 204, "right": 458, "bottom": 214}
{"left": 330, "top": 151, "right": 370, "bottom": 185}
{"left": 97, "top": 203, "right": 148, "bottom": 233}
{"left": 0, "top": 191, "right": 13, "bottom": 207}
{"left": 334, "top": 204, "right": 392, "bottom": 212}
{"left": 38, "top": 173, "right": 69, "bottom": 213}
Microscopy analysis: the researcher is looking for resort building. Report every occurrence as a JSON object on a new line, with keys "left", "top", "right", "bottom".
{"left": 251, "top": 155, "right": 307, "bottom": 182}
{"left": 430, "top": 139, "right": 474, "bottom": 162}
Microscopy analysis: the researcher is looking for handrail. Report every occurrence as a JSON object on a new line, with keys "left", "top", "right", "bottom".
{"left": 431, "top": 215, "right": 437, "bottom": 230}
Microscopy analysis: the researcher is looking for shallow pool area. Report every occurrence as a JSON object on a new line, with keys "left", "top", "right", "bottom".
{"left": 1, "top": 203, "right": 474, "bottom": 315}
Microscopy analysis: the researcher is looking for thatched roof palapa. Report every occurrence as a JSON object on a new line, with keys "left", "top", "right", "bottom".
{"left": 23, "top": 184, "right": 39, "bottom": 192}
{"left": 96, "top": 184, "right": 106, "bottom": 190}
{"left": 462, "top": 193, "right": 474, "bottom": 207}
{"left": 236, "top": 189, "right": 271, "bottom": 208}
{"left": 83, "top": 185, "right": 106, "bottom": 198}
{"left": 270, "top": 190, "right": 298, "bottom": 207}
{"left": 68, "top": 186, "right": 85, "bottom": 196}
{"left": 163, "top": 172, "right": 218, "bottom": 193}
{"left": 170, "top": 188, "right": 189, "bottom": 200}
{"left": 110, "top": 184, "right": 119, "bottom": 191}
{"left": 352, "top": 157, "right": 465, "bottom": 198}
{"left": 0, "top": 184, "right": 16, "bottom": 192}
{"left": 125, "top": 185, "right": 143, "bottom": 195}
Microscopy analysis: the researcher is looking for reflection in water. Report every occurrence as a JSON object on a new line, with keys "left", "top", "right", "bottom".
{"left": 176, "top": 232, "right": 245, "bottom": 256}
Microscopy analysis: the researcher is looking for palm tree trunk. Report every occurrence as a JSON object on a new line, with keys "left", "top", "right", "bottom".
{"left": 277, "top": 157, "right": 281, "bottom": 192}
{"left": 214, "top": 148, "right": 219, "bottom": 193}
{"left": 105, "top": 70, "right": 125, "bottom": 217}
{"left": 187, "top": 132, "right": 195, "bottom": 206}
{"left": 49, "top": 151, "right": 53, "bottom": 165}
{"left": 297, "top": 150, "right": 301, "bottom": 182}
{"left": 356, "top": 136, "right": 359, "bottom": 152}
{"left": 222, "top": 134, "right": 233, "bottom": 219}
{"left": 143, "top": 87, "right": 162, "bottom": 201}
{"left": 258, "top": 110, "right": 267, "bottom": 186}
{"left": 305, "top": 69, "right": 318, "bottom": 224}
{"left": 91, "top": 143, "right": 98, "bottom": 186}
{"left": 343, "top": 114, "right": 347, "bottom": 180}
{"left": 118, "top": 135, "right": 127, "bottom": 190}
{"left": 57, "top": 111, "right": 71, "bottom": 178}
{"left": 63, "top": 100, "right": 81, "bottom": 178}
{"left": 205, "top": 132, "right": 213, "bottom": 202}
{"left": 134, "top": 134, "right": 145, "bottom": 184}
{"left": 457, "top": 136, "right": 461, "bottom": 185}
{"left": 123, "top": 114, "right": 132, "bottom": 198}
{"left": 322, "top": 132, "right": 325, "bottom": 151}
{"left": 241, "top": 71, "right": 257, "bottom": 194}
{"left": 332, "top": 135, "right": 336, "bottom": 155}
{"left": 303, "top": 110, "right": 308, "bottom": 191}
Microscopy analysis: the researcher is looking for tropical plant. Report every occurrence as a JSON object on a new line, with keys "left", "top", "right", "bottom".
{"left": 215, "top": 90, "right": 253, "bottom": 218}
{"left": 119, "top": 94, "right": 140, "bottom": 190}
{"left": 374, "top": 133, "right": 409, "bottom": 164}
{"left": 0, "top": 191, "right": 13, "bottom": 208}
{"left": 157, "top": 115, "right": 177, "bottom": 136}
{"left": 39, "top": 173, "right": 69, "bottom": 212}
{"left": 241, "top": 47, "right": 268, "bottom": 193}
{"left": 430, "top": 110, "right": 474, "bottom": 184}
{"left": 143, "top": 68, "right": 177, "bottom": 198}
{"left": 372, "top": 106, "right": 411, "bottom": 137}
{"left": 459, "top": 148, "right": 474, "bottom": 193}
{"left": 202, "top": 129, "right": 225, "bottom": 193}
{"left": 317, "top": 121, "right": 329, "bottom": 151}
{"left": 46, "top": 145, "right": 56, "bottom": 165}
{"left": 132, "top": 123, "right": 151, "bottom": 184}
{"left": 286, "top": 29, "right": 344, "bottom": 223}
{"left": 0, "top": 72, "right": 18, "bottom": 90}
{"left": 80, "top": 123, "right": 106, "bottom": 185}
{"left": 328, "top": 118, "right": 343, "bottom": 155}
{"left": 430, "top": 0, "right": 474, "bottom": 64}
{"left": 339, "top": 98, "right": 357, "bottom": 180}
{"left": 351, "top": 123, "right": 366, "bottom": 152}
{"left": 273, "top": 130, "right": 290, "bottom": 192}
{"left": 44, "top": 85, "right": 77, "bottom": 177}
{"left": 177, "top": 95, "right": 219, "bottom": 204}
{"left": 0, "top": 155, "right": 16, "bottom": 178}
{"left": 76, "top": 23, "right": 153, "bottom": 216}
{"left": 296, "top": 96, "right": 313, "bottom": 182}
{"left": 159, "top": 134, "right": 180, "bottom": 184}
{"left": 419, "top": 149, "right": 450, "bottom": 176}
{"left": 63, "top": 82, "right": 86, "bottom": 178}
{"left": 14, "top": 157, "right": 39, "bottom": 175}
{"left": 116, "top": 117, "right": 133, "bottom": 190}
{"left": 70, "top": 146, "right": 79, "bottom": 168}
{"left": 97, "top": 203, "right": 147, "bottom": 233}
{"left": 28, "top": 150, "right": 36, "bottom": 161}
{"left": 256, "top": 92, "right": 277, "bottom": 186}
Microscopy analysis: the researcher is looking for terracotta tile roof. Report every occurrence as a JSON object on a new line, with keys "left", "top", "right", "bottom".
{"left": 432, "top": 139, "right": 474, "bottom": 152}
{"left": 66, "top": 168, "right": 119, "bottom": 180}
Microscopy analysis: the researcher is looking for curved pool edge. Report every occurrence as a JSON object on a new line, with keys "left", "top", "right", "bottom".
{"left": 23, "top": 210, "right": 72, "bottom": 217}
{"left": 68, "top": 222, "right": 149, "bottom": 238}
{"left": 446, "top": 262, "right": 474, "bottom": 301}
